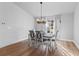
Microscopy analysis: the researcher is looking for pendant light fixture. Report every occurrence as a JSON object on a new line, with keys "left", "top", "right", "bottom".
{"left": 37, "top": 2, "right": 46, "bottom": 24}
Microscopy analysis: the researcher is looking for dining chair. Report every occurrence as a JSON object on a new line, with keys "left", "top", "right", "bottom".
{"left": 28, "top": 30, "right": 37, "bottom": 47}
{"left": 35, "top": 31, "right": 52, "bottom": 55}
{"left": 35, "top": 31, "right": 44, "bottom": 47}
{"left": 50, "top": 31, "right": 58, "bottom": 55}
{"left": 43, "top": 34, "right": 55, "bottom": 55}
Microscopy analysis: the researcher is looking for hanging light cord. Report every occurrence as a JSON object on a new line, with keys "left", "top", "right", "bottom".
{"left": 40, "top": 2, "right": 42, "bottom": 20}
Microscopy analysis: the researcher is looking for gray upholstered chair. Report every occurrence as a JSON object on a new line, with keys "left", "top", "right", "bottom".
{"left": 35, "top": 31, "right": 51, "bottom": 55}
{"left": 35, "top": 31, "right": 44, "bottom": 47}
{"left": 28, "top": 30, "right": 37, "bottom": 47}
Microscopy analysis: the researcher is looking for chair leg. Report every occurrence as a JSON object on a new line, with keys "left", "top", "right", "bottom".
{"left": 53, "top": 41, "right": 57, "bottom": 55}
{"left": 40, "top": 45, "right": 44, "bottom": 56}
{"left": 45, "top": 45, "right": 48, "bottom": 56}
{"left": 50, "top": 41, "right": 55, "bottom": 55}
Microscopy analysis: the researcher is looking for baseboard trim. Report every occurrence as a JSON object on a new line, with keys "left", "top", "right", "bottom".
{"left": 0, "top": 38, "right": 28, "bottom": 48}
{"left": 72, "top": 40, "right": 79, "bottom": 49}
{"left": 58, "top": 39, "right": 73, "bottom": 42}
{"left": 58, "top": 39, "right": 79, "bottom": 49}
{"left": 1, "top": 38, "right": 79, "bottom": 50}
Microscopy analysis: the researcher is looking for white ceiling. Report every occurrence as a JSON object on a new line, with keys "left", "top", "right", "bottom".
{"left": 14, "top": 2, "right": 78, "bottom": 17}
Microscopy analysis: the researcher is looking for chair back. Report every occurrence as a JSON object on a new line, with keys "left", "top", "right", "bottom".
{"left": 35, "top": 31, "right": 43, "bottom": 41}
{"left": 29, "top": 30, "right": 35, "bottom": 40}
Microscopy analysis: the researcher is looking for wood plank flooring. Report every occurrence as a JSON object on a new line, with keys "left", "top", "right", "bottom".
{"left": 0, "top": 40, "right": 79, "bottom": 56}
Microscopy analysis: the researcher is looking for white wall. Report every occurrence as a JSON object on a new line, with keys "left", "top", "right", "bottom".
{"left": 0, "top": 3, "right": 34, "bottom": 48}
{"left": 74, "top": 3, "right": 79, "bottom": 45}
{"left": 58, "top": 13, "right": 73, "bottom": 40}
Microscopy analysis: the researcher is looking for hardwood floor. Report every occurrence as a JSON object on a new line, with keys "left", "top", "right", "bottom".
{"left": 0, "top": 40, "right": 79, "bottom": 56}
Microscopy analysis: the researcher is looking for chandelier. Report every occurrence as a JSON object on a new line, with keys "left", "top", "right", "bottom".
{"left": 36, "top": 2, "right": 46, "bottom": 24}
